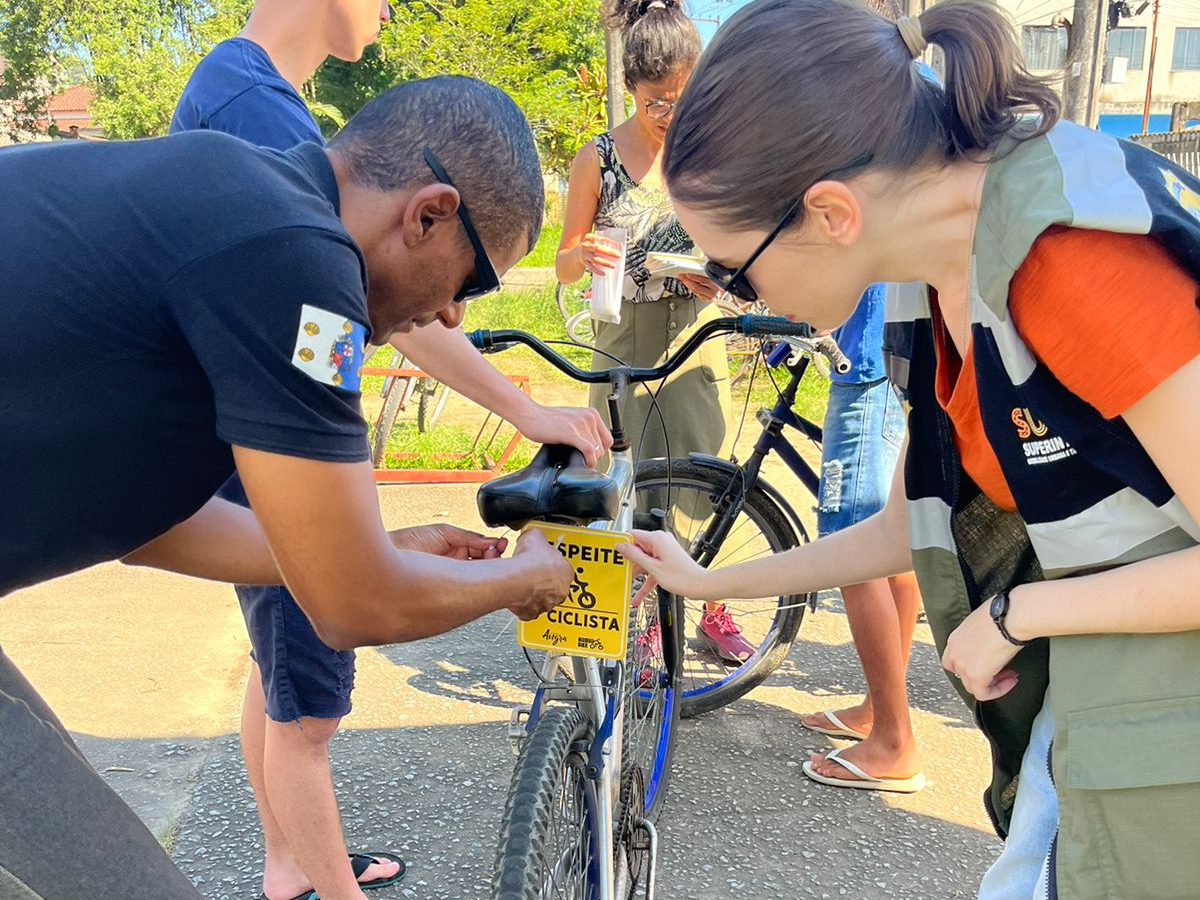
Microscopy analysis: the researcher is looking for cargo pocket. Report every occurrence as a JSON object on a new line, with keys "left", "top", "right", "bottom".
{"left": 1057, "top": 695, "right": 1200, "bottom": 900}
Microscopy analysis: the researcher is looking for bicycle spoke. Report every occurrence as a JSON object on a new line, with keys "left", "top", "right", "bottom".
{"left": 712, "top": 529, "right": 771, "bottom": 566}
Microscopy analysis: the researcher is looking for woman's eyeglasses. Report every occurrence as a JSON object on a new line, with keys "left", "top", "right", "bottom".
{"left": 644, "top": 99, "right": 676, "bottom": 120}
{"left": 423, "top": 148, "right": 501, "bottom": 303}
{"left": 703, "top": 153, "right": 874, "bottom": 304}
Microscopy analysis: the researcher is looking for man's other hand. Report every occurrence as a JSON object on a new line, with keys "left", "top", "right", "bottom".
{"left": 389, "top": 524, "right": 506, "bottom": 560}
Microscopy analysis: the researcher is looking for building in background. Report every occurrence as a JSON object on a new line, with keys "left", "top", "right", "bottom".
{"left": 1004, "top": 0, "right": 1200, "bottom": 120}
{"left": 40, "top": 83, "right": 101, "bottom": 139}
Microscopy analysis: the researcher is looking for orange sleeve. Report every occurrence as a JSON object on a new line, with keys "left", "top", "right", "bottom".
{"left": 1009, "top": 226, "right": 1200, "bottom": 419}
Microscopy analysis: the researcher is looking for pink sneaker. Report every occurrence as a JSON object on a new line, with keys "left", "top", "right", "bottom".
{"left": 633, "top": 620, "right": 662, "bottom": 688}
{"left": 696, "top": 605, "right": 756, "bottom": 666}
{"left": 634, "top": 620, "right": 662, "bottom": 661}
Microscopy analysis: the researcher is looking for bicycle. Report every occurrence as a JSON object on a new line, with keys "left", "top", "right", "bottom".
{"left": 554, "top": 280, "right": 766, "bottom": 387}
{"left": 469, "top": 314, "right": 810, "bottom": 900}
{"left": 636, "top": 335, "right": 850, "bottom": 718}
{"left": 369, "top": 349, "right": 451, "bottom": 467}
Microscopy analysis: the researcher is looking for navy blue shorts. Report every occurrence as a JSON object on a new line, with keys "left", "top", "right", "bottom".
{"left": 220, "top": 473, "right": 355, "bottom": 723}
{"left": 816, "top": 378, "right": 906, "bottom": 538}
{"left": 237, "top": 583, "right": 356, "bottom": 723}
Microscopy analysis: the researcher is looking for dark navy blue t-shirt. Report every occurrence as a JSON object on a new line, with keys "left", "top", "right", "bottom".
{"left": 0, "top": 133, "right": 370, "bottom": 596}
{"left": 171, "top": 38, "right": 323, "bottom": 147}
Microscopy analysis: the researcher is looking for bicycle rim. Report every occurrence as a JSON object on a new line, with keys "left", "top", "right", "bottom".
{"left": 623, "top": 587, "right": 679, "bottom": 820}
{"left": 634, "top": 459, "right": 808, "bottom": 717}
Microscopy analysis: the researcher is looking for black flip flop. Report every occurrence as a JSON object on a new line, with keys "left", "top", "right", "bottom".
{"left": 349, "top": 851, "right": 407, "bottom": 890}
{"left": 257, "top": 852, "right": 407, "bottom": 900}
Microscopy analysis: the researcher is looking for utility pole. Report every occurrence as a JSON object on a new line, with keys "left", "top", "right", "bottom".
{"left": 1140, "top": 0, "right": 1162, "bottom": 133}
{"left": 604, "top": 27, "right": 625, "bottom": 129}
{"left": 1062, "top": 0, "right": 1107, "bottom": 126}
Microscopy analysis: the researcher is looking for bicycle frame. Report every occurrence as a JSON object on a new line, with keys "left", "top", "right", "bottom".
{"left": 687, "top": 344, "right": 824, "bottom": 571}
{"left": 747, "top": 346, "right": 825, "bottom": 498}
{"left": 522, "top": 425, "right": 637, "bottom": 900}
{"left": 473, "top": 316, "right": 810, "bottom": 900}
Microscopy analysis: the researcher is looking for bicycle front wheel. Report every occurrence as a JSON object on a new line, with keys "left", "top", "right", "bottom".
{"left": 634, "top": 458, "right": 810, "bottom": 718}
{"left": 492, "top": 707, "right": 600, "bottom": 900}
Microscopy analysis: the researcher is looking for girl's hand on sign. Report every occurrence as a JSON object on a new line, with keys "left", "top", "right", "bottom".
{"left": 617, "top": 529, "right": 711, "bottom": 604}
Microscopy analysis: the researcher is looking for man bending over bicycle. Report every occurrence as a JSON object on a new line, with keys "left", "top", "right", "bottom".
{"left": 0, "top": 77, "right": 573, "bottom": 900}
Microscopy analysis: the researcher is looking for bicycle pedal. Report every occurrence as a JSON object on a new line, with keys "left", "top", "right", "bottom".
{"left": 507, "top": 705, "right": 532, "bottom": 755}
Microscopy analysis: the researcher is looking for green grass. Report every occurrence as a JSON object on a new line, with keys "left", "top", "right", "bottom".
{"left": 369, "top": 418, "right": 534, "bottom": 472}
{"left": 515, "top": 222, "right": 563, "bottom": 268}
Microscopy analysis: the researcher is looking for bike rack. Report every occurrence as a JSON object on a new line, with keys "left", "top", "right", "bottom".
{"left": 362, "top": 365, "right": 534, "bottom": 484}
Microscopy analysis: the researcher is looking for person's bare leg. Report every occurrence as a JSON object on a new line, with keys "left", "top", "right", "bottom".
{"left": 242, "top": 665, "right": 310, "bottom": 898}
{"left": 807, "top": 576, "right": 922, "bottom": 781}
{"left": 887, "top": 571, "right": 922, "bottom": 668}
{"left": 261, "top": 716, "right": 399, "bottom": 900}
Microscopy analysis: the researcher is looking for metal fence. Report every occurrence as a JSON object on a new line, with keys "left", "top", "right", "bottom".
{"left": 1130, "top": 130, "right": 1200, "bottom": 176}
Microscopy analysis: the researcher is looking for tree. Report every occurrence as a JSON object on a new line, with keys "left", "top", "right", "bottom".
{"left": 1, "top": 0, "right": 604, "bottom": 161}
{"left": 312, "top": 0, "right": 606, "bottom": 173}
{"left": 0, "top": 0, "right": 252, "bottom": 140}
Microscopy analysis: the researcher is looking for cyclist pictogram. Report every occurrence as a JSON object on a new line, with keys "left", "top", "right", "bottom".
{"left": 569, "top": 567, "right": 598, "bottom": 608}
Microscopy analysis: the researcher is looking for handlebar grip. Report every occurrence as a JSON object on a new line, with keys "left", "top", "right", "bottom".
{"left": 816, "top": 336, "right": 852, "bottom": 375}
{"left": 738, "top": 315, "right": 815, "bottom": 339}
{"left": 466, "top": 329, "right": 489, "bottom": 351}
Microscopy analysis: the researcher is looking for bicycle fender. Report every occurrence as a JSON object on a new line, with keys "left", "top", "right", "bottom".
{"left": 683, "top": 453, "right": 807, "bottom": 543}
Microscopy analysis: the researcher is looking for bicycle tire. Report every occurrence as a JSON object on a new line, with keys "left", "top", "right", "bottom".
{"left": 492, "top": 707, "right": 599, "bottom": 900}
{"left": 634, "top": 458, "right": 810, "bottom": 718}
{"left": 556, "top": 281, "right": 594, "bottom": 344}
{"left": 416, "top": 377, "right": 449, "bottom": 433}
{"left": 371, "top": 377, "right": 406, "bottom": 467}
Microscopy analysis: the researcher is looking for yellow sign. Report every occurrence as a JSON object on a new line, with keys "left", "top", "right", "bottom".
{"left": 518, "top": 521, "right": 633, "bottom": 661}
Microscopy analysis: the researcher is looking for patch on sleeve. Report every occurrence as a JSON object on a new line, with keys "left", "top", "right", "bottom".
{"left": 291, "top": 304, "right": 368, "bottom": 392}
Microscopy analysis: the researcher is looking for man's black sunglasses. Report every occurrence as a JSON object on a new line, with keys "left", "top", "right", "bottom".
{"left": 704, "top": 153, "right": 874, "bottom": 304}
{"left": 423, "top": 148, "right": 501, "bottom": 303}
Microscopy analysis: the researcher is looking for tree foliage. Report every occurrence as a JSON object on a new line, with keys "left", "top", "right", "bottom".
{"left": 0, "top": 0, "right": 606, "bottom": 170}
{"left": 315, "top": 0, "right": 606, "bottom": 173}
{"left": 0, "top": 0, "right": 254, "bottom": 140}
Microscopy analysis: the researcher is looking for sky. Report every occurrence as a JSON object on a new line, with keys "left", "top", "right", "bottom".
{"left": 691, "top": 0, "right": 754, "bottom": 44}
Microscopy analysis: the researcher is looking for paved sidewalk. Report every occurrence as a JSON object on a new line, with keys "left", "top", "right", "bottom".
{"left": 0, "top": 484, "right": 1001, "bottom": 900}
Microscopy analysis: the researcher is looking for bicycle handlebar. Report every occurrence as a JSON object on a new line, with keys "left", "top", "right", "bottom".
{"left": 814, "top": 335, "right": 852, "bottom": 375}
{"left": 466, "top": 315, "right": 814, "bottom": 385}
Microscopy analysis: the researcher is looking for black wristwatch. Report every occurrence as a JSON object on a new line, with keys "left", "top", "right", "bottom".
{"left": 989, "top": 589, "right": 1033, "bottom": 647}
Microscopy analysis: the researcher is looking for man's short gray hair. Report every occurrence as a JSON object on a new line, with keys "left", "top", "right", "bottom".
{"left": 329, "top": 76, "right": 544, "bottom": 258}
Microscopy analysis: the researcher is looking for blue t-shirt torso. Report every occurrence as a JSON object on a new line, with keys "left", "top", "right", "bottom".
{"left": 0, "top": 134, "right": 369, "bottom": 595}
{"left": 831, "top": 284, "right": 886, "bottom": 384}
{"left": 171, "top": 38, "right": 323, "bottom": 147}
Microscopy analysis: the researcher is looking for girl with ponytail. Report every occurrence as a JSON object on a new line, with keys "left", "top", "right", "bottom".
{"left": 619, "top": 1, "right": 1200, "bottom": 897}
{"left": 557, "top": 3, "right": 754, "bottom": 664}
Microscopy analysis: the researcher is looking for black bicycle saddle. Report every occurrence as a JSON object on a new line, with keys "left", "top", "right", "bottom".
{"left": 477, "top": 444, "right": 619, "bottom": 529}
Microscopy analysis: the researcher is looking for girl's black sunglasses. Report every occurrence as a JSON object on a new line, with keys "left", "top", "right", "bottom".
{"left": 703, "top": 153, "right": 874, "bottom": 304}
{"left": 423, "top": 148, "right": 501, "bottom": 303}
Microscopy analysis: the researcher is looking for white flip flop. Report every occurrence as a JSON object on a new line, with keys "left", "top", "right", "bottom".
{"left": 800, "top": 709, "right": 870, "bottom": 741}
{"left": 802, "top": 747, "right": 927, "bottom": 794}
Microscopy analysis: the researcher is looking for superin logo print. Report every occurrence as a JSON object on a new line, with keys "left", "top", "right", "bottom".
{"left": 1012, "top": 408, "right": 1077, "bottom": 466}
